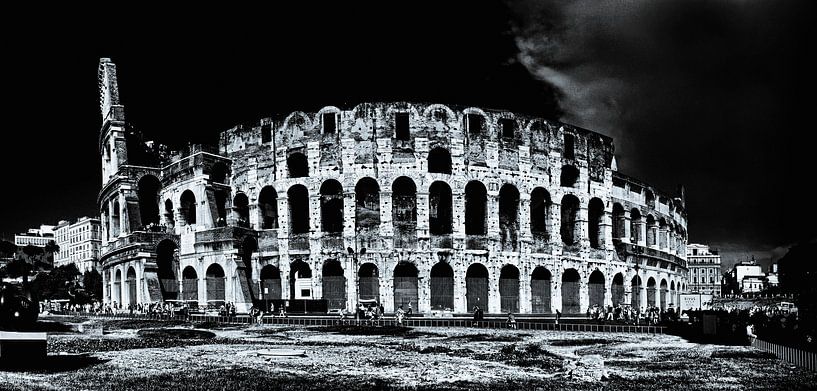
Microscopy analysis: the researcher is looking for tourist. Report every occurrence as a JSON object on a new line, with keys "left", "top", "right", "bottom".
{"left": 395, "top": 305, "right": 406, "bottom": 326}
{"left": 555, "top": 309, "right": 561, "bottom": 325}
{"left": 507, "top": 312, "right": 517, "bottom": 329}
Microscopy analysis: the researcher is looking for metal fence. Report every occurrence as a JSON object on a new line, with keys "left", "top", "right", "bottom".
{"left": 50, "top": 311, "right": 665, "bottom": 334}
{"left": 751, "top": 338, "right": 817, "bottom": 372}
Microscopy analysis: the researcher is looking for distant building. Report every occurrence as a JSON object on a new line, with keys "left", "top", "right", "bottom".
{"left": 686, "top": 244, "right": 721, "bottom": 296}
{"left": 760, "top": 263, "right": 778, "bottom": 290}
{"left": 14, "top": 225, "right": 56, "bottom": 247}
{"left": 54, "top": 217, "right": 102, "bottom": 272}
{"left": 723, "top": 259, "right": 765, "bottom": 295}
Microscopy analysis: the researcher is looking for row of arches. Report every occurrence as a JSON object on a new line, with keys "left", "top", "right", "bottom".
{"left": 611, "top": 203, "right": 688, "bottom": 253}
{"left": 136, "top": 241, "right": 686, "bottom": 313}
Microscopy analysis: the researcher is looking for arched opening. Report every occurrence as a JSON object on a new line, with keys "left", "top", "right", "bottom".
{"left": 358, "top": 263, "right": 380, "bottom": 302}
{"left": 210, "top": 162, "right": 229, "bottom": 184}
{"left": 465, "top": 263, "right": 489, "bottom": 311}
{"left": 156, "top": 240, "right": 179, "bottom": 301}
{"left": 658, "top": 218, "right": 668, "bottom": 249}
{"left": 214, "top": 190, "right": 229, "bottom": 226}
{"left": 392, "top": 177, "right": 417, "bottom": 248}
{"left": 206, "top": 264, "right": 226, "bottom": 303}
{"left": 660, "top": 279, "right": 668, "bottom": 309}
{"left": 287, "top": 152, "right": 309, "bottom": 178}
{"left": 646, "top": 215, "right": 657, "bottom": 247}
{"left": 289, "top": 260, "right": 313, "bottom": 299}
{"left": 530, "top": 187, "right": 551, "bottom": 242}
{"left": 355, "top": 178, "right": 380, "bottom": 231}
{"left": 631, "top": 276, "right": 642, "bottom": 308}
{"left": 429, "top": 181, "right": 453, "bottom": 236}
{"left": 257, "top": 187, "right": 277, "bottom": 229}
{"left": 182, "top": 266, "right": 198, "bottom": 302}
{"left": 260, "top": 265, "right": 282, "bottom": 302}
{"left": 427, "top": 147, "right": 452, "bottom": 174}
{"left": 630, "top": 209, "right": 642, "bottom": 243}
{"left": 588, "top": 198, "right": 605, "bottom": 249}
{"left": 322, "top": 260, "right": 346, "bottom": 310}
{"left": 499, "top": 184, "right": 520, "bottom": 251}
{"left": 137, "top": 175, "right": 161, "bottom": 228}
{"left": 612, "top": 273, "right": 625, "bottom": 306}
{"left": 288, "top": 185, "right": 310, "bottom": 234}
{"left": 670, "top": 281, "right": 677, "bottom": 308}
{"left": 645, "top": 190, "right": 655, "bottom": 208}
{"left": 588, "top": 270, "right": 605, "bottom": 308}
{"left": 647, "top": 277, "right": 657, "bottom": 308}
{"left": 531, "top": 267, "right": 552, "bottom": 313}
{"left": 126, "top": 267, "right": 137, "bottom": 307}
{"left": 393, "top": 262, "right": 418, "bottom": 311}
{"left": 612, "top": 203, "right": 625, "bottom": 240}
{"left": 429, "top": 262, "right": 454, "bottom": 311}
{"left": 499, "top": 265, "right": 520, "bottom": 313}
{"left": 233, "top": 192, "right": 250, "bottom": 228}
{"left": 111, "top": 199, "right": 121, "bottom": 237}
{"left": 320, "top": 180, "right": 343, "bottom": 233}
{"left": 164, "top": 199, "right": 175, "bottom": 229}
{"left": 464, "top": 181, "right": 487, "bottom": 235}
{"left": 180, "top": 190, "right": 197, "bottom": 225}
{"left": 241, "top": 237, "right": 258, "bottom": 300}
{"left": 560, "top": 165, "right": 579, "bottom": 187}
{"left": 112, "top": 269, "right": 122, "bottom": 306}
{"left": 561, "top": 268, "right": 581, "bottom": 314}
{"left": 560, "top": 195, "right": 580, "bottom": 245}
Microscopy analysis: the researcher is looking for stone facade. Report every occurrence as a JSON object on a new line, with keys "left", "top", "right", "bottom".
{"left": 53, "top": 217, "right": 102, "bottom": 272}
{"left": 97, "top": 58, "right": 689, "bottom": 314}
{"left": 685, "top": 243, "right": 721, "bottom": 296}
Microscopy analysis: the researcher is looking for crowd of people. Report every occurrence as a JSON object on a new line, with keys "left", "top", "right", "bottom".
{"left": 586, "top": 304, "right": 679, "bottom": 325}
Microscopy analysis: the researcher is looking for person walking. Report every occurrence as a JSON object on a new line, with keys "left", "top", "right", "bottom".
{"left": 507, "top": 312, "right": 517, "bottom": 329}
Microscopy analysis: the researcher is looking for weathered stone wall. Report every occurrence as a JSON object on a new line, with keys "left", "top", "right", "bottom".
{"left": 100, "top": 99, "right": 689, "bottom": 314}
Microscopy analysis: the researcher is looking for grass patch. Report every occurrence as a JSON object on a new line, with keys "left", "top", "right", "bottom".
{"left": 102, "top": 319, "right": 188, "bottom": 330}
{"left": 315, "top": 325, "right": 415, "bottom": 336}
{"left": 473, "top": 343, "right": 563, "bottom": 370}
{"left": 710, "top": 350, "right": 777, "bottom": 359}
{"left": 447, "top": 333, "right": 524, "bottom": 343}
{"left": 137, "top": 328, "right": 216, "bottom": 339}
{"left": 548, "top": 338, "right": 613, "bottom": 347}
{"left": 419, "top": 345, "right": 453, "bottom": 354}
{"left": 47, "top": 337, "right": 265, "bottom": 354}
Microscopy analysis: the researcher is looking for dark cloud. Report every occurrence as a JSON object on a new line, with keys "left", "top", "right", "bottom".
{"left": 509, "top": 0, "right": 817, "bottom": 258}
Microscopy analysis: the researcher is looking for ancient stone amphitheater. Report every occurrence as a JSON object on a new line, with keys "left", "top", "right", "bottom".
{"left": 98, "top": 58, "right": 689, "bottom": 315}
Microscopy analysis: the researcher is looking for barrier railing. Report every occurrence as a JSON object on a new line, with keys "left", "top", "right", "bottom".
{"left": 751, "top": 337, "right": 817, "bottom": 372}
{"left": 49, "top": 311, "right": 664, "bottom": 334}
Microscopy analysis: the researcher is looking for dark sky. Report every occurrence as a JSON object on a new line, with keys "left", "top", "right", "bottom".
{"left": 2, "top": 2, "right": 815, "bottom": 269}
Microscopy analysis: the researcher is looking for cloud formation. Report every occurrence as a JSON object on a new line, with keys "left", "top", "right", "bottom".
{"left": 508, "top": 0, "right": 817, "bottom": 253}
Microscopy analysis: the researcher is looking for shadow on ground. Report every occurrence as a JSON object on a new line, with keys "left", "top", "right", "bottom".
{"left": 0, "top": 354, "right": 108, "bottom": 373}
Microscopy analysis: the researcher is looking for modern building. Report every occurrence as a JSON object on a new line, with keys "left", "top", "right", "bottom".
{"left": 685, "top": 244, "right": 721, "bottom": 296}
{"left": 723, "top": 260, "right": 765, "bottom": 295}
{"left": 96, "top": 58, "right": 689, "bottom": 313}
{"left": 54, "top": 217, "right": 102, "bottom": 272}
{"left": 14, "top": 225, "right": 55, "bottom": 247}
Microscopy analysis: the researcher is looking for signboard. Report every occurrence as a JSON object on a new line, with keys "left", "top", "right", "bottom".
{"left": 680, "top": 293, "right": 713, "bottom": 313}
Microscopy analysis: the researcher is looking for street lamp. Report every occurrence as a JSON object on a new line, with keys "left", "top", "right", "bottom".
{"left": 347, "top": 245, "right": 366, "bottom": 323}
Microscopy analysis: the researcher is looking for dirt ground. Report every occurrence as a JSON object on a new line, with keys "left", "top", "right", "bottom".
{"left": 1, "top": 316, "right": 815, "bottom": 390}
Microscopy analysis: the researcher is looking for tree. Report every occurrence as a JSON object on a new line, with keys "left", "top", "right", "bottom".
{"left": 0, "top": 240, "right": 17, "bottom": 259}
{"left": 5, "top": 258, "right": 32, "bottom": 284}
{"left": 29, "top": 264, "right": 81, "bottom": 301}
{"left": 83, "top": 268, "right": 104, "bottom": 301}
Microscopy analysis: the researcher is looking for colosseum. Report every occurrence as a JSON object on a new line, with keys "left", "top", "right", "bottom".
{"left": 97, "top": 58, "right": 689, "bottom": 315}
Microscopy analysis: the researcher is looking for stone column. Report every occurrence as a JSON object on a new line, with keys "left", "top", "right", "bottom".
{"left": 622, "top": 210, "right": 632, "bottom": 244}
{"left": 488, "top": 267, "right": 501, "bottom": 314}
